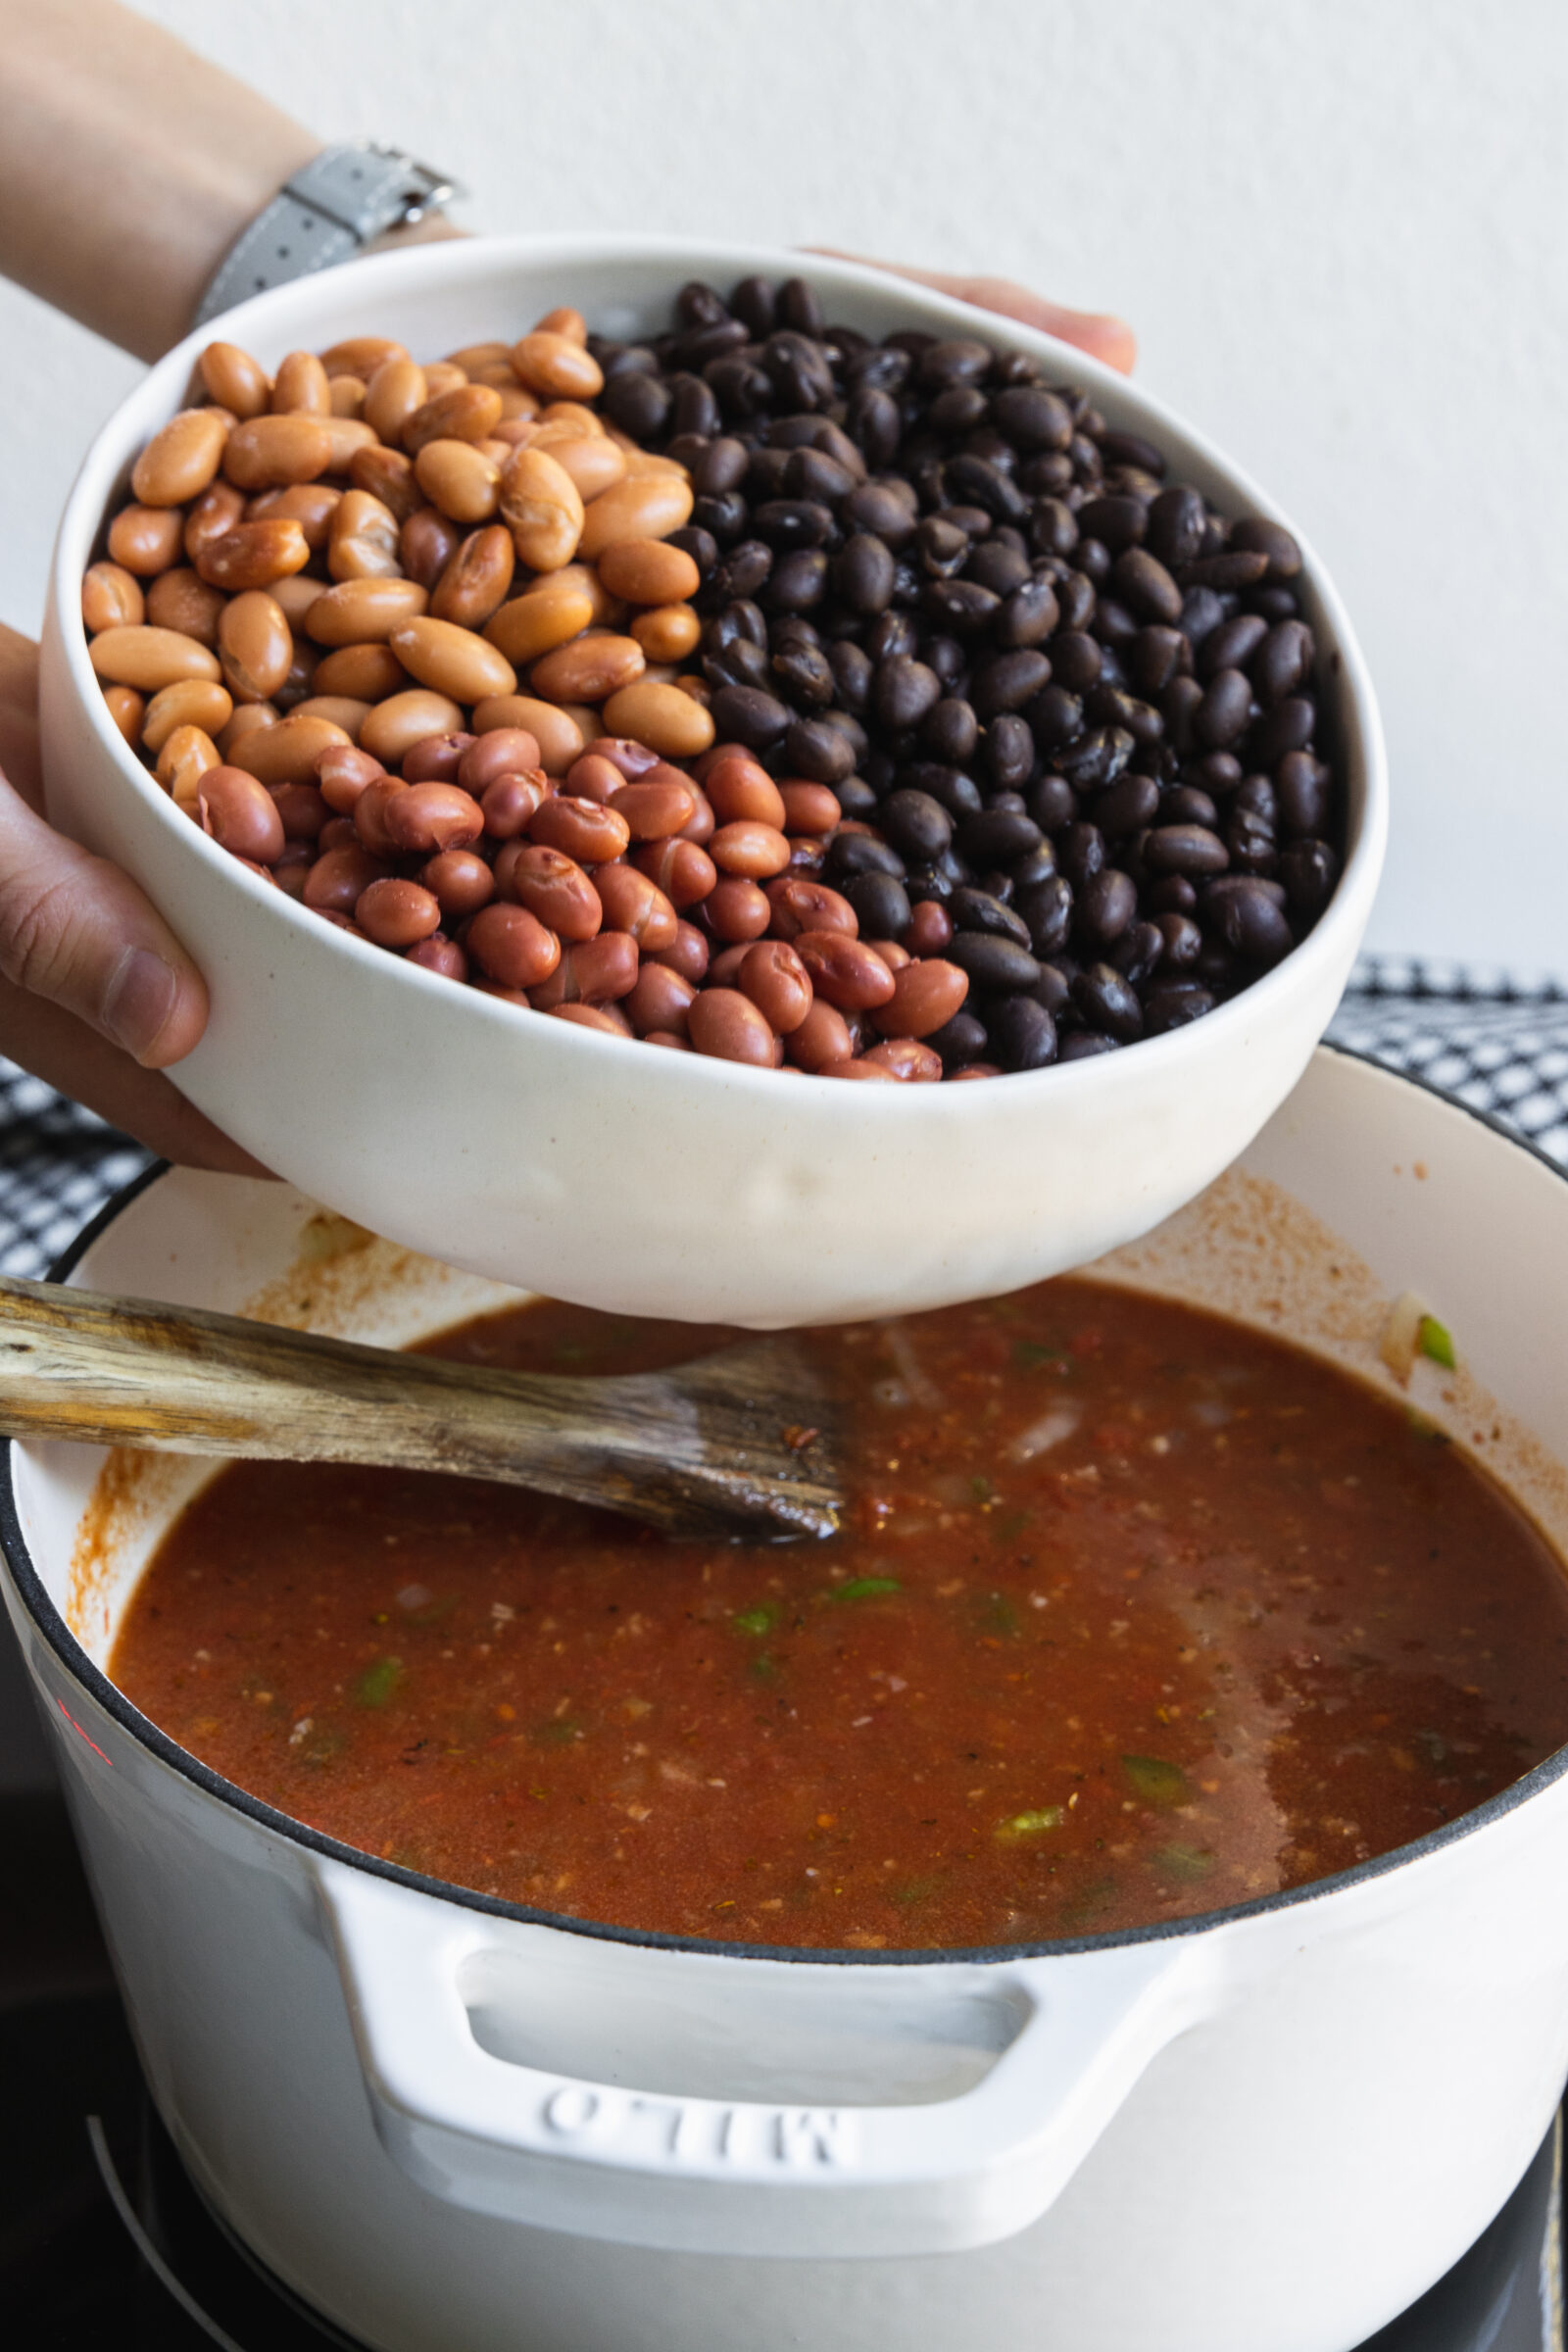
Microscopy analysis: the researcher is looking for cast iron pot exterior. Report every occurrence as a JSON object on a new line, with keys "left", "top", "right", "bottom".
{"left": 39, "top": 235, "right": 1386, "bottom": 1328}
{"left": 7, "top": 1053, "right": 1568, "bottom": 2350}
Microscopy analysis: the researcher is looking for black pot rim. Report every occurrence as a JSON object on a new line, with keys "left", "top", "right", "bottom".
{"left": 5, "top": 1041, "right": 1567, "bottom": 1971}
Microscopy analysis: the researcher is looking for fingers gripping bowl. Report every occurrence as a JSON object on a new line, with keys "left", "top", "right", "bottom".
{"left": 41, "top": 237, "right": 1386, "bottom": 1325}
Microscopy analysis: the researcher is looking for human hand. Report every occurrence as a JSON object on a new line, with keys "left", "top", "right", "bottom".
{"left": 809, "top": 253, "right": 1137, "bottom": 375}
{"left": 0, "top": 622, "right": 266, "bottom": 1171}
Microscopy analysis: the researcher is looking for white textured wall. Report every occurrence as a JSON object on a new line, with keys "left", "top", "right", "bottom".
{"left": 4, "top": 0, "right": 1565, "bottom": 971}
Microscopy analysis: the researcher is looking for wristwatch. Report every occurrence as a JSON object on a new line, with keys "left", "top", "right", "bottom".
{"left": 193, "top": 140, "right": 466, "bottom": 328}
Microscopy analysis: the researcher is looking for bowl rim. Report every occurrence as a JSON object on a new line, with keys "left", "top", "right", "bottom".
{"left": 4, "top": 1045, "right": 1563, "bottom": 1974}
{"left": 49, "top": 231, "right": 1388, "bottom": 1113}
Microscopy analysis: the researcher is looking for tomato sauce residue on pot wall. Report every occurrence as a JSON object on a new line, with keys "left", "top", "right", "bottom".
{"left": 110, "top": 1281, "right": 1568, "bottom": 1949}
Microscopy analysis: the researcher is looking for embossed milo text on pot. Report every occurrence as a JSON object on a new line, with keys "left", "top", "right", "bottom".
{"left": 540, "top": 2083, "right": 858, "bottom": 2168}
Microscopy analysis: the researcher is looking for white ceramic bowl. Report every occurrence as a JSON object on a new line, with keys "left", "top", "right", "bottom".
{"left": 40, "top": 235, "right": 1387, "bottom": 1326}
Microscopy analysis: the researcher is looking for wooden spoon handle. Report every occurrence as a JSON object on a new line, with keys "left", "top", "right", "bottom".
{"left": 0, "top": 1274, "right": 840, "bottom": 1540}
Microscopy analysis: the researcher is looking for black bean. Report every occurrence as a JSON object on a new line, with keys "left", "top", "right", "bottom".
{"left": 1161, "top": 674, "right": 1204, "bottom": 753}
{"left": 1058, "top": 821, "right": 1105, "bottom": 890}
{"left": 1058, "top": 1029, "right": 1119, "bottom": 1060}
{"left": 1231, "top": 516, "right": 1302, "bottom": 579}
{"left": 1057, "top": 726, "right": 1134, "bottom": 789}
{"left": 1147, "top": 873, "right": 1199, "bottom": 915}
{"left": 668, "top": 372, "right": 721, "bottom": 441}
{"left": 1276, "top": 751, "right": 1332, "bottom": 838}
{"left": 706, "top": 358, "right": 774, "bottom": 421}
{"left": 778, "top": 276, "right": 825, "bottom": 336}
{"left": 969, "top": 650, "right": 1052, "bottom": 718}
{"left": 919, "top": 338, "right": 993, "bottom": 386}
{"left": 1201, "top": 876, "right": 1294, "bottom": 964}
{"left": 994, "top": 578, "right": 1060, "bottom": 650}
{"left": 985, "top": 711, "right": 1036, "bottom": 791}
{"left": 705, "top": 637, "right": 769, "bottom": 692}
{"left": 1031, "top": 497, "right": 1080, "bottom": 560}
{"left": 1232, "top": 774, "right": 1278, "bottom": 828}
{"left": 772, "top": 642, "right": 836, "bottom": 706}
{"left": 784, "top": 446, "right": 858, "bottom": 504}
{"left": 1009, "top": 843, "right": 1058, "bottom": 889}
{"left": 1022, "top": 776, "right": 1074, "bottom": 839}
{"left": 992, "top": 386, "right": 1075, "bottom": 451}
{"left": 1111, "top": 547, "right": 1183, "bottom": 625}
{"left": 879, "top": 789, "right": 954, "bottom": 862}
{"left": 605, "top": 370, "right": 672, "bottom": 440}
{"left": 831, "top": 534, "right": 895, "bottom": 615}
{"left": 1160, "top": 786, "right": 1219, "bottom": 827}
{"left": 693, "top": 491, "right": 749, "bottom": 545}
{"left": 1076, "top": 495, "right": 1147, "bottom": 553}
{"left": 844, "top": 386, "right": 903, "bottom": 468}
{"left": 730, "top": 275, "right": 777, "bottom": 337}
{"left": 1042, "top": 631, "right": 1097, "bottom": 695}
{"left": 1029, "top": 959, "right": 1073, "bottom": 1015}
{"left": 943, "top": 453, "right": 1030, "bottom": 523}
{"left": 846, "top": 870, "right": 912, "bottom": 940}
{"left": 1143, "top": 980, "right": 1216, "bottom": 1035}
{"left": 990, "top": 995, "right": 1058, "bottom": 1070}
{"left": 1077, "top": 867, "right": 1138, "bottom": 948}
{"left": 921, "top": 634, "right": 966, "bottom": 690}
{"left": 1188, "top": 751, "right": 1243, "bottom": 796}
{"left": 927, "top": 1010, "right": 989, "bottom": 1067}
{"left": 1200, "top": 613, "right": 1269, "bottom": 678}
{"left": 709, "top": 684, "right": 791, "bottom": 747}
{"left": 903, "top": 762, "right": 983, "bottom": 819}
{"left": 824, "top": 832, "right": 906, "bottom": 885}
{"left": 1248, "top": 696, "right": 1316, "bottom": 767}
{"left": 786, "top": 716, "right": 858, "bottom": 783}
{"left": 1089, "top": 686, "right": 1163, "bottom": 747}
{"left": 866, "top": 611, "right": 921, "bottom": 664}
{"left": 834, "top": 774, "right": 879, "bottom": 820}
{"left": 673, "top": 318, "right": 750, "bottom": 369}
{"left": 1089, "top": 773, "right": 1160, "bottom": 836}
{"left": 1140, "top": 485, "right": 1202, "bottom": 568}
{"left": 1280, "top": 838, "right": 1340, "bottom": 919}
{"left": 918, "top": 517, "right": 970, "bottom": 576}
{"left": 1196, "top": 668, "right": 1254, "bottom": 749}
{"left": 874, "top": 656, "right": 943, "bottom": 731}
{"left": 1184, "top": 549, "right": 1270, "bottom": 591}
{"left": 1026, "top": 686, "right": 1084, "bottom": 754}
{"left": 950, "top": 887, "right": 1032, "bottom": 948}
{"left": 924, "top": 578, "right": 1001, "bottom": 634}
{"left": 1127, "top": 625, "right": 1188, "bottom": 695}
{"left": 1145, "top": 822, "right": 1229, "bottom": 877}
{"left": 752, "top": 499, "right": 835, "bottom": 551}
{"left": 929, "top": 383, "right": 990, "bottom": 434}
{"left": 667, "top": 524, "right": 718, "bottom": 579}
{"left": 921, "top": 697, "right": 978, "bottom": 765}
{"left": 760, "top": 549, "right": 828, "bottom": 613}
{"left": 956, "top": 808, "right": 1045, "bottom": 868}
{"left": 1070, "top": 963, "right": 1143, "bottom": 1041}
{"left": 763, "top": 332, "right": 835, "bottom": 409}
{"left": 746, "top": 445, "right": 792, "bottom": 499}
{"left": 1109, "top": 918, "right": 1164, "bottom": 987}
{"left": 689, "top": 436, "right": 751, "bottom": 499}
{"left": 827, "top": 640, "right": 872, "bottom": 712}
{"left": 1179, "top": 585, "right": 1230, "bottom": 649}
{"left": 947, "top": 932, "right": 1042, "bottom": 992}
{"left": 1154, "top": 911, "right": 1202, "bottom": 966}
{"left": 1253, "top": 620, "right": 1315, "bottom": 705}
{"left": 1092, "top": 596, "right": 1140, "bottom": 649}
{"left": 964, "top": 541, "right": 1032, "bottom": 596}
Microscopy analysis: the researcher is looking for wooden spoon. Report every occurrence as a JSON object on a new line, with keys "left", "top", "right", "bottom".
{"left": 0, "top": 1273, "right": 842, "bottom": 1542}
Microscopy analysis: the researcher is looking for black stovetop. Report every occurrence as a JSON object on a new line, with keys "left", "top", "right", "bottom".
{"left": 2, "top": 1785, "right": 1562, "bottom": 2352}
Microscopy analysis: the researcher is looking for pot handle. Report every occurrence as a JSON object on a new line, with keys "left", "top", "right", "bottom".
{"left": 315, "top": 1857, "right": 1219, "bottom": 2259}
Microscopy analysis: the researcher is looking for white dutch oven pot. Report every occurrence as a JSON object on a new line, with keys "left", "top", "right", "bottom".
{"left": 6, "top": 1049, "right": 1568, "bottom": 2352}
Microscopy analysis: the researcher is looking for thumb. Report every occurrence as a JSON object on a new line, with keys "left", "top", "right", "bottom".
{"left": 0, "top": 775, "right": 209, "bottom": 1068}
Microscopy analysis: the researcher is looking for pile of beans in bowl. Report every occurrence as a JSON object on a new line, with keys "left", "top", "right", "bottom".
{"left": 82, "top": 277, "right": 1344, "bottom": 1077}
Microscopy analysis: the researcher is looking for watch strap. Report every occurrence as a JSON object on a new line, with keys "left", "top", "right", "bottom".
{"left": 194, "top": 141, "right": 465, "bottom": 329}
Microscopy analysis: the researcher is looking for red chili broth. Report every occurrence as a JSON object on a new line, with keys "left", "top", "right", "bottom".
{"left": 110, "top": 1280, "right": 1568, "bottom": 1949}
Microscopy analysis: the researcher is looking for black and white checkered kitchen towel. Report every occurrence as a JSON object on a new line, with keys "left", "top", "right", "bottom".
{"left": 4, "top": 956, "right": 1568, "bottom": 1280}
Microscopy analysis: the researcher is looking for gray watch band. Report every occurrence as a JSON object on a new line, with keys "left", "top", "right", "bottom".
{"left": 194, "top": 141, "right": 465, "bottom": 329}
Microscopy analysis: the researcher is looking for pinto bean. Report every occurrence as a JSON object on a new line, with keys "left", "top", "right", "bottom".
{"left": 599, "top": 680, "right": 713, "bottom": 759}
{"left": 194, "top": 520, "right": 312, "bottom": 592}
{"left": 530, "top": 931, "right": 640, "bottom": 1006}
{"left": 499, "top": 844, "right": 603, "bottom": 940}
{"left": 530, "top": 634, "right": 645, "bottom": 705}
{"left": 594, "top": 861, "right": 678, "bottom": 949}
{"left": 88, "top": 625, "right": 221, "bottom": 692}
{"left": 499, "top": 446, "right": 584, "bottom": 572}
{"left": 219, "top": 591, "right": 292, "bottom": 702}
{"left": 141, "top": 677, "right": 232, "bottom": 753}
{"left": 108, "top": 505, "right": 185, "bottom": 575}
{"left": 383, "top": 782, "right": 485, "bottom": 856}
{"left": 529, "top": 793, "right": 631, "bottom": 864}
{"left": 198, "top": 341, "right": 270, "bottom": 419}
{"left": 609, "top": 775, "right": 697, "bottom": 839}
{"left": 132, "top": 408, "right": 229, "bottom": 507}
{"left": 793, "top": 930, "right": 898, "bottom": 1011}
{"left": 389, "top": 615, "right": 516, "bottom": 703}
{"left": 199, "top": 766, "right": 285, "bottom": 862}
{"left": 871, "top": 958, "right": 969, "bottom": 1038}
{"left": 687, "top": 987, "right": 777, "bottom": 1065}
{"left": 358, "top": 691, "right": 466, "bottom": 766}
{"left": 356, "top": 877, "right": 442, "bottom": 948}
{"left": 223, "top": 415, "right": 332, "bottom": 491}
{"left": 576, "top": 472, "right": 695, "bottom": 560}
